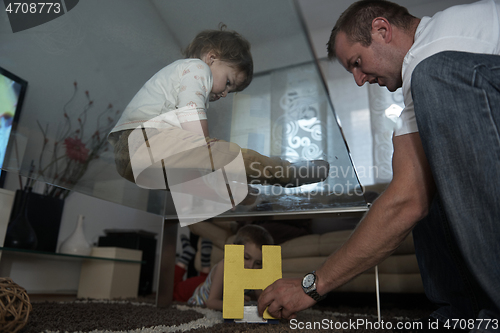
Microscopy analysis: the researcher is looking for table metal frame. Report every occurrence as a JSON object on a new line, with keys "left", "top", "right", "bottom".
{"left": 155, "top": 206, "right": 369, "bottom": 308}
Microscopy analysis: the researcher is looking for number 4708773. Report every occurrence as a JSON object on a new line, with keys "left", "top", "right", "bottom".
{"left": 444, "top": 319, "right": 499, "bottom": 330}
{"left": 5, "top": 2, "right": 61, "bottom": 14}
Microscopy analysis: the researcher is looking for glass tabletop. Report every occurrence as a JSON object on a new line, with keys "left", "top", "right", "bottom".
{"left": 0, "top": 246, "right": 145, "bottom": 264}
{"left": 0, "top": 0, "right": 367, "bottom": 222}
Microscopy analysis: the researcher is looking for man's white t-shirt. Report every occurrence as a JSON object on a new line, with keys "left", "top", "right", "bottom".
{"left": 109, "top": 58, "right": 213, "bottom": 143}
{"left": 396, "top": 0, "right": 500, "bottom": 136}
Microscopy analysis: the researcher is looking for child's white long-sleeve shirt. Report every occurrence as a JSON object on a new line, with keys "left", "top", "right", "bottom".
{"left": 109, "top": 58, "right": 213, "bottom": 144}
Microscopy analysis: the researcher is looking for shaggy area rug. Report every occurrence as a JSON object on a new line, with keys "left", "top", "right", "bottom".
{"left": 19, "top": 294, "right": 436, "bottom": 333}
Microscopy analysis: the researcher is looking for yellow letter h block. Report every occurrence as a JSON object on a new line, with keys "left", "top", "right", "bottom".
{"left": 223, "top": 244, "right": 282, "bottom": 319}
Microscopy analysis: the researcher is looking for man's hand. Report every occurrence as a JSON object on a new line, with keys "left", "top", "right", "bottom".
{"left": 257, "top": 278, "right": 317, "bottom": 320}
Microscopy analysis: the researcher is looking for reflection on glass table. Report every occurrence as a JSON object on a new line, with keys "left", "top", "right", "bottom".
{"left": 163, "top": 61, "right": 368, "bottom": 222}
{"left": 1, "top": 1, "right": 365, "bottom": 221}
{"left": 0, "top": 246, "right": 144, "bottom": 264}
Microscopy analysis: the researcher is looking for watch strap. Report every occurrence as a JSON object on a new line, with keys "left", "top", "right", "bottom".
{"left": 307, "top": 289, "right": 326, "bottom": 302}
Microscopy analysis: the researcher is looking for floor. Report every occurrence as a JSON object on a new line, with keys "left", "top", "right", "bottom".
{"left": 28, "top": 294, "right": 78, "bottom": 302}
{"left": 28, "top": 293, "right": 158, "bottom": 303}
{"left": 27, "top": 291, "right": 435, "bottom": 310}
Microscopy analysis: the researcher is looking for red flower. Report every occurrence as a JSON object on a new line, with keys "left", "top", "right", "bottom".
{"left": 64, "top": 137, "right": 89, "bottom": 163}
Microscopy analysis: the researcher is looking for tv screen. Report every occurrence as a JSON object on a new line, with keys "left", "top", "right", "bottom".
{"left": 0, "top": 66, "right": 27, "bottom": 188}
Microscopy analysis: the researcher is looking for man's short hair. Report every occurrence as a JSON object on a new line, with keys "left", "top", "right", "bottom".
{"left": 327, "top": 0, "right": 415, "bottom": 59}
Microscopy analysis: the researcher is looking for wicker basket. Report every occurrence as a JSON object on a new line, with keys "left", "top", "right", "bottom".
{"left": 0, "top": 278, "right": 32, "bottom": 333}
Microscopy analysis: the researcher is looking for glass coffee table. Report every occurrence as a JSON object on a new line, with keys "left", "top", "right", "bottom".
{"left": 0, "top": 0, "right": 371, "bottom": 309}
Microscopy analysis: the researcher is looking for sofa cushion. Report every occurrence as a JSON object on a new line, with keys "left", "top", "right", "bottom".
{"left": 332, "top": 273, "right": 424, "bottom": 293}
{"left": 280, "top": 234, "right": 322, "bottom": 259}
{"left": 280, "top": 230, "right": 415, "bottom": 259}
{"left": 281, "top": 254, "right": 420, "bottom": 276}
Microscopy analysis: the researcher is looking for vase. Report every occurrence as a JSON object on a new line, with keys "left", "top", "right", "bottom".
{"left": 7, "top": 190, "right": 65, "bottom": 252}
{"left": 4, "top": 190, "right": 38, "bottom": 250}
{"left": 24, "top": 192, "right": 64, "bottom": 252}
{"left": 59, "top": 214, "right": 92, "bottom": 256}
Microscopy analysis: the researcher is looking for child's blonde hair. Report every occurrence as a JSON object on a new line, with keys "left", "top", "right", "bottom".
{"left": 233, "top": 224, "right": 274, "bottom": 248}
{"left": 183, "top": 23, "right": 253, "bottom": 92}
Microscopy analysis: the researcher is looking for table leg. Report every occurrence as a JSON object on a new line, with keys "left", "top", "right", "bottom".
{"left": 155, "top": 218, "right": 178, "bottom": 307}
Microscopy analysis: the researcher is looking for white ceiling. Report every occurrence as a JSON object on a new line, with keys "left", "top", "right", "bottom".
{"left": 150, "top": 0, "right": 475, "bottom": 45}
{"left": 296, "top": 0, "right": 440, "bottom": 31}
{"left": 148, "top": 0, "right": 476, "bottom": 71}
{"left": 150, "top": 0, "right": 304, "bottom": 49}
{"left": 297, "top": 0, "right": 475, "bottom": 57}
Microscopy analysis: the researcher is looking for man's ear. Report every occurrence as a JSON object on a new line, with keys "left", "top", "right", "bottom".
{"left": 371, "top": 17, "right": 392, "bottom": 43}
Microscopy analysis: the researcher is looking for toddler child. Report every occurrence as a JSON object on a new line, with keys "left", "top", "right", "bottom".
{"left": 108, "top": 24, "right": 329, "bottom": 189}
{"left": 173, "top": 225, "right": 274, "bottom": 310}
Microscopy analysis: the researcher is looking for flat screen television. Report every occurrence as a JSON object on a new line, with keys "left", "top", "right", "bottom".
{"left": 0, "top": 66, "right": 28, "bottom": 188}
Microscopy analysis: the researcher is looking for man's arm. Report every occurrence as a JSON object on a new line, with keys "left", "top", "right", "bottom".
{"left": 315, "top": 132, "right": 436, "bottom": 293}
{"left": 258, "top": 132, "right": 436, "bottom": 319}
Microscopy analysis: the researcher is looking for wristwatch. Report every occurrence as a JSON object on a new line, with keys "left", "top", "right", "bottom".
{"left": 302, "top": 271, "right": 326, "bottom": 302}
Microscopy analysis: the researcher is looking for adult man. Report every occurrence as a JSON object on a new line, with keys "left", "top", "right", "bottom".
{"left": 257, "top": 0, "right": 500, "bottom": 330}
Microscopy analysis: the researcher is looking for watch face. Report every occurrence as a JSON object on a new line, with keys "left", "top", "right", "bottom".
{"left": 303, "top": 273, "right": 315, "bottom": 288}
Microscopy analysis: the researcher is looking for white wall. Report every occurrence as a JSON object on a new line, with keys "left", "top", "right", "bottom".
{"left": 305, "top": 0, "right": 477, "bottom": 187}
{"left": 304, "top": 0, "right": 477, "bottom": 59}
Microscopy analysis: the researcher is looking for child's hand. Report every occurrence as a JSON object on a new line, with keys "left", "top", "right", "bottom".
{"left": 205, "top": 137, "right": 219, "bottom": 146}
